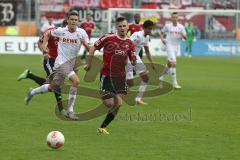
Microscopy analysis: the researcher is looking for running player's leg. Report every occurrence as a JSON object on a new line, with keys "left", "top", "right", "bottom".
{"left": 167, "top": 45, "right": 180, "bottom": 89}
{"left": 188, "top": 40, "right": 193, "bottom": 57}
{"left": 98, "top": 75, "right": 126, "bottom": 134}
{"left": 98, "top": 75, "right": 115, "bottom": 134}
{"left": 185, "top": 40, "right": 189, "bottom": 56}
{"left": 134, "top": 56, "right": 148, "bottom": 105}
{"left": 67, "top": 71, "right": 80, "bottom": 120}
{"left": 24, "top": 83, "right": 50, "bottom": 105}
{"left": 17, "top": 69, "right": 46, "bottom": 85}
{"left": 126, "top": 59, "right": 134, "bottom": 87}
{"left": 44, "top": 58, "right": 63, "bottom": 112}
{"left": 24, "top": 65, "right": 65, "bottom": 105}
{"left": 159, "top": 45, "right": 174, "bottom": 81}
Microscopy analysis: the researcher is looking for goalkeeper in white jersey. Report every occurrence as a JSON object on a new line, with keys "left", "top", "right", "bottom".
{"left": 159, "top": 12, "right": 187, "bottom": 89}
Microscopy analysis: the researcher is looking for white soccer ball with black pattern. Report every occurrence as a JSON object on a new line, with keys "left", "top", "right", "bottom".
{"left": 46, "top": 131, "right": 65, "bottom": 149}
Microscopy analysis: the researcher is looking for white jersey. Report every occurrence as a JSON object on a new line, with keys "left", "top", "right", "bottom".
{"left": 162, "top": 22, "right": 186, "bottom": 46}
{"left": 41, "top": 22, "right": 55, "bottom": 33}
{"left": 51, "top": 26, "right": 89, "bottom": 68}
{"left": 130, "top": 30, "right": 150, "bottom": 55}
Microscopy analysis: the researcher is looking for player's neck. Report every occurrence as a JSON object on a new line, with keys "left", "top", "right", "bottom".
{"left": 173, "top": 22, "right": 178, "bottom": 26}
{"left": 68, "top": 26, "right": 77, "bottom": 33}
{"left": 117, "top": 34, "right": 127, "bottom": 40}
{"left": 144, "top": 32, "right": 147, "bottom": 37}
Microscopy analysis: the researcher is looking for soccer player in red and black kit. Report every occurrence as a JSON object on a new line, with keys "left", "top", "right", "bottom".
{"left": 17, "top": 20, "right": 68, "bottom": 112}
{"left": 128, "top": 14, "right": 143, "bottom": 58}
{"left": 84, "top": 17, "right": 136, "bottom": 135}
{"left": 80, "top": 13, "right": 95, "bottom": 59}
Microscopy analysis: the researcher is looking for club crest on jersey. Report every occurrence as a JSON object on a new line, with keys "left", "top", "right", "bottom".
{"left": 63, "top": 38, "right": 78, "bottom": 43}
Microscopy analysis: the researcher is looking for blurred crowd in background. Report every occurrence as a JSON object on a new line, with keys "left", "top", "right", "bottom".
{"left": 0, "top": 0, "right": 239, "bottom": 39}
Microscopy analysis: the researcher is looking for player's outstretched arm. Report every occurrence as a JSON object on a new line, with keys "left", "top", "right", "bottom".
{"left": 181, "top": 33, "right": 187, "bottom": 41}
{"left": 38, "top": 30, "right": 51, "bottom": 59}
{"left": 160, "top": 31, "right": 166, "bottom": 45}
{"left": 41, "top": 30, "right": 51, "bottom": 53}
{"left": 84, "top": 46, "right": 96, "bottom": 71}
{"left": 80, "top": 39, "right": 91, "bottom": 51}
{"left": 144, "top": 46, "right": 155, "bottom": 70}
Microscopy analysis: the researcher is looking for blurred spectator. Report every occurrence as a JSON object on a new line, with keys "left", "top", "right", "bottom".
{"left": 41, "top": 16, "right": 55, "bottom": 34}
{"left": 128, "top": 14, "right": 144, "bottom": 59}
{"left": 185, "top": 22, "right": 195, "bottom": 57}
{"left": 128, "top": 14, "right": 143, "bottom": 36}
{"left": 80, "top": 13, "right": 96, "bottom": 59}
{"left": 194, "top": 24, "right": 201, "bottom": 39}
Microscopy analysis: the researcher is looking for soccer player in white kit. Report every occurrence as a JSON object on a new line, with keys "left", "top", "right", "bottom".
{"left": 159, "top": 12, "right": 187, "bottom": 89}
{"left": 126, "top": 20, "right": 155, "bottom": 105}
{"left": 25, "top": 11, "right": 90, "bottom": 120}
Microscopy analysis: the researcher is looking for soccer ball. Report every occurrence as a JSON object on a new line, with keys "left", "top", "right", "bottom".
{"left": 46, "top": 131, "right": 65, "bottom": 149}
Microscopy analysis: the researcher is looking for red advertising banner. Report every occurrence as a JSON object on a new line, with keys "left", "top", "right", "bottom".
{"left": 69, "top": 0, "right": 100, "bottom": 8}
{"left": 100, "top": 0, "right": 132, "bottom": 9}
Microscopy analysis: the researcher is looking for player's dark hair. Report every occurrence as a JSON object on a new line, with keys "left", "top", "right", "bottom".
{"left": 62, "top": 19, "right": 68, "bottom": 27}
{"left": 172, "top": 12, "right": 178, "bottom": 16}
{"left": 116, "top": 17, "right": 127, "bottom": 23}
{"left": 67, "top": 10, "right": 79, "bottom": 18}
{"left": 143, "top": 20, "right": 154, "bottom": 28}
{"left": 134, "top": 14, "right": 140, "bottom": 18}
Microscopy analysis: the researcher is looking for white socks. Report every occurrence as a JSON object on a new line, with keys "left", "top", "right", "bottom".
{"left": 159, "top": 66, "right": 177, "bottom": 85}
{"left": 159, "top": 65, "right": 170, "bottom": 81}
{"left": 67, "top": 86, "right": 78, "bottom": 113}
{"left": 169, "top": 67, "right": 177, "bottom": 85}
{"left": 31, "top": 84, "right": 49, "bottom": 95}
{"left": 135, "top": 81, "right": 147, "bottom": 101}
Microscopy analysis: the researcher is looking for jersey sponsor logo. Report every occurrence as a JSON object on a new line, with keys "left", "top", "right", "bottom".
{"left": 115, "top": 49, "right": 126, "bottom": 56}
{"left": 170, "top": 31, "right": 181, "bottom": 35}
{"left": 62, "top": 38, "right": 78, "bottom": 44}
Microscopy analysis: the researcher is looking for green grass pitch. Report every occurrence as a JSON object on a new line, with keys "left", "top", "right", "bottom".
{"left": 0, "top": 55, "right": 239, "bottom": 160}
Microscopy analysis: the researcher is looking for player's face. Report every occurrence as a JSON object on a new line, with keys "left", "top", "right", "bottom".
{"left": 68, "top": 15, "right": 79, "bottom": 29}
{"left": 171, "top": 14, "right": 178, "bottom": 24}
{"left": 134, "top": 15, "right": 140, "bottom": 24}
{"left": 116, "top": 20, "right": 128, "bottom": 38}
{"left": 48, "top": 18, "right": 53, "bottom": 24}
{"left": 144, "top": 26, "right": 153, "bottom": 36}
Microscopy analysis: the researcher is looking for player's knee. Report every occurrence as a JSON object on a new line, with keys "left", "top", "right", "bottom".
{"left": 73, "top": 79, "right": 80, "bottom": 87}
{"left": 103, "top": 101, "right": 114, "bottom": 108}
{"left": 168, "top": 61, "right": 176, "bottom": 67}
{"left": 116, "top": 99, "right": 123, "bottom": 106}
{"left": 171, "top": 63, "right": 176, "bottom": 67}
{"left": 127, "top": 79, "right": 134, "bottom": 87}
{"left": 49, "top": 84, "right": 59, "bottom": 92}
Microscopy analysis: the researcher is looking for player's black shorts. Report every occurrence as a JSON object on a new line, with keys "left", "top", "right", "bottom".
{"left": 43, "top": 58, "right": 55, "bottom": 76}
{"left": 100, "top": 74, "right": 127, "bottom": 100}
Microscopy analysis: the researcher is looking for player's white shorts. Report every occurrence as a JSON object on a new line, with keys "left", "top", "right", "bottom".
{"left": 48, "top": 59, "right": 76, "bottom": 86}
{"left": 166, "top": 44, "right": 180, "bottom": 62}
{"left": 126, "top": 55, "right": 146, "bottom": 80}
